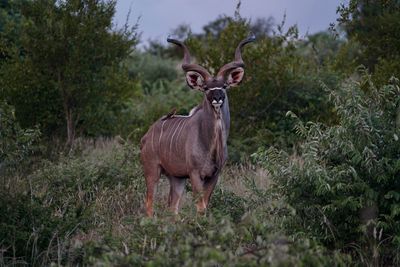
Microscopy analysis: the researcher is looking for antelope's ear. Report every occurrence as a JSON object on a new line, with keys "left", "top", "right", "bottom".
{"left": 226, "top": 67, "right": 244, "bottom": 87}
{"left": 186, "top": 71, "right": 205, "bottom": 91}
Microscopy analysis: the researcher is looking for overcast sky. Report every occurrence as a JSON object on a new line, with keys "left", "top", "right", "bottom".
{"left": 115, "top": 0, "right": 347, "bottom": 46}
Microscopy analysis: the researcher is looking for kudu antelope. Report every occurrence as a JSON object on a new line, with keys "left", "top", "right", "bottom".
{"left": 140, "top": 35, "right": 255, "bottom": 216}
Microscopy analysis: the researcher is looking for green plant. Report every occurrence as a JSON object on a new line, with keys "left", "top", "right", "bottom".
{"left": 0, "top": 101, "right": 40, "bottom": 182}
{"left": 335, "top": 0, "right": 400, "bottom": 86}
{"left": 208, "top": 186, "right": 246, "bottom": 222}
{"left": 0, "top": 135, "right": 146, "bottom": 266}
{"left": 255, "top": 73, "right": 400, "bottom": 265}
{"left": 0, "top": 0, "right": 138, "bottom": 143}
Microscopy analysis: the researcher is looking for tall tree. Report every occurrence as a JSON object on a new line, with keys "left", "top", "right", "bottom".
{"left": 337, "top": 0, "right": 400, "bottom": 83}
{"left": 1, "top": 0, "right": 137, "bottom": 145}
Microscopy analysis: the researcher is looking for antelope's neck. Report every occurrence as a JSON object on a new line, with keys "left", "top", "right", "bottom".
{"left": 201, "top": 95, "right": 230, "bottom": 140}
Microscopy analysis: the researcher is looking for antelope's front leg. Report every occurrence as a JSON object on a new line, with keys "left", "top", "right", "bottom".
{"left": 203, "top": 175, "right": 219, "bottom": 208}
{"left": 189, "top": 171, "right": 206, "bottom": 213}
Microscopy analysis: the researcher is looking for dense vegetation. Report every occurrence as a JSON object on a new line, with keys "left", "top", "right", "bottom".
{"left": 1, "top": 0, "right": 399, "bottom": 265}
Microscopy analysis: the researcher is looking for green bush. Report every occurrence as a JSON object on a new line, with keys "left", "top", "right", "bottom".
{"left": 209, "top": 187, "right": 246, "bottom": 222}
{"left": 335, "top": 0, "right": 400, "bottom": 87}
{"left": 79, "top": 207, "right": 351, "bottom": 266}
{"left": 31, "top": 139, "right": 145, "bottom": 224}
{"left": 127, "top": 52, "right": 178, "bottom": 93}
{"left": 0, "top": 136, "right": 145, "bottom": 265}
{"left": 0, "top": 192, "right": 67, "bottom": 266}
{"left": 0, "top": 102, "right": 54, "bottom": 266}
{"left": 0, "top": 101, "right": 40, "bottom": 182}
{"left": 255, "top": 73, "right": 400, "bottom": 265}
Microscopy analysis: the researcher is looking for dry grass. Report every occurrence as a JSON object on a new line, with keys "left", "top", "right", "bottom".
{"left": 221, "top": 163, "right": 270, "bottom": 198}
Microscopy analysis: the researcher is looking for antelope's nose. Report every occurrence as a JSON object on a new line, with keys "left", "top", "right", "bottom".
{"left": 212, "top": 94, "right": 224, "bottom": 104}
{"left": 212, "top": 99, "right": 223, "bottom": 104}
{"left": 212, "top": 97, "right": 224, "bottom": 109}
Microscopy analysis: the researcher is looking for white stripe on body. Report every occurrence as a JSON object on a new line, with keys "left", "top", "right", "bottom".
{"left": 166, "top": 119, "right": 178, "bottom": 159}
{"left": 175, "top": 119, "right": 188, "bottom": 154}
{"left": 151, "top": 126, "right": 155, "bottom": 153}
{"left": 169, "top": 119, "right": 184, "bottom": 157}
{"left": 159, "top": 120, "right": 166, "bottom": 149}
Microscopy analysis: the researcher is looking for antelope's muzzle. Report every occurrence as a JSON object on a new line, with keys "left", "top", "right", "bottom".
{"left": 212, "top": 99, "right": 223, "bottom": 108}
{"left": 209, "top": 89, "right": 225, "bottom": 109}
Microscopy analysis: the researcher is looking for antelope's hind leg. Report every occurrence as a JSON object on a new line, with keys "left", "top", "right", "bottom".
{"left": 144, "top": 165, "right": 161, "bottom": 217}
{"left": 167, "top": 176, "right": 186, "bottom": 214}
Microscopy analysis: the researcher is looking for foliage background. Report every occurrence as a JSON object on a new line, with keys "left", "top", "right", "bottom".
{"left": 1, "top": 0, "right": 400, "bottom": 266}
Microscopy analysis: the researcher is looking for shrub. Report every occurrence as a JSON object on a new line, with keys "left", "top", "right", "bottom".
{"left": 127, "top": 52, "right": 178, "bottom": 93}
{"left": 209, "top": 187, "right": 246, "bottom": 222}
{"left": 0, "top": 136, "right": 145, "bottom": 266}
{"left": 79, "top": 206, "right": 351, "bottom": 266}
{"left": 0, "top": 102, "right": 49, "bottom": 266}
{"left": 0, "top": 101, "right": 40, "bottom": 184}
{"left": 255, "top": 73, "right": 400, "bottom": 265}
{"left": 31, "top": 139, "right": 145, "bottom": 226}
